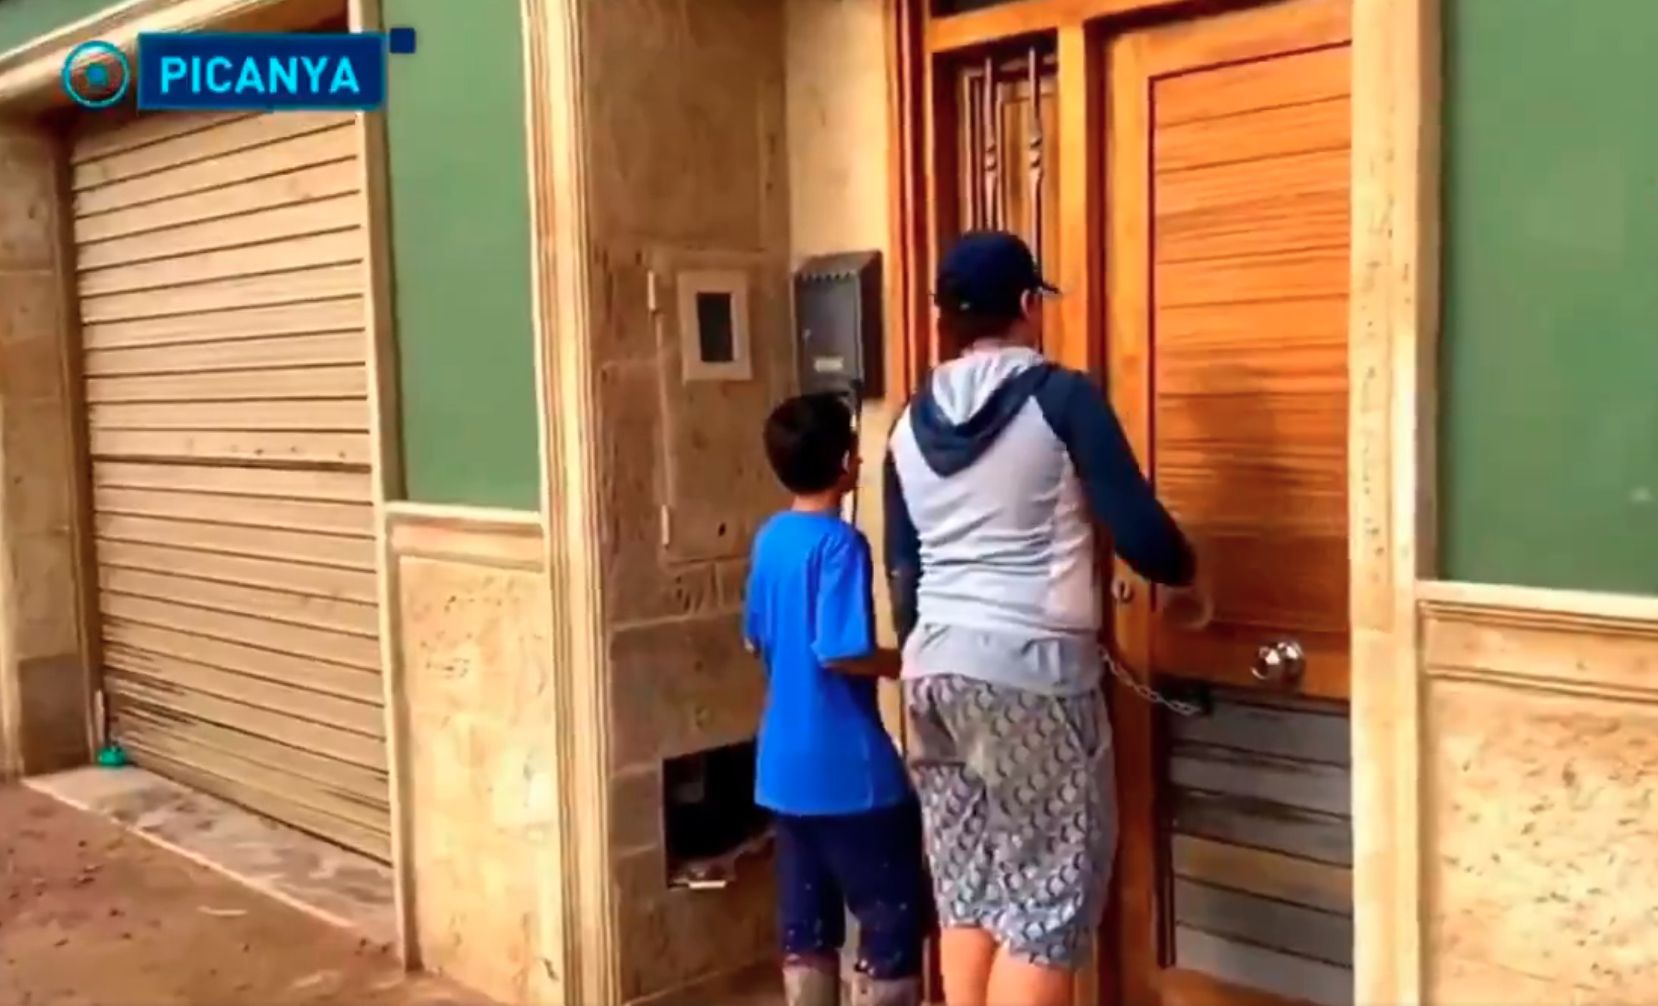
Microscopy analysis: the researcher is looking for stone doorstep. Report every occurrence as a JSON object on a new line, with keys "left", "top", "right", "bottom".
{"left": 23, "top": 765, "right": 400, "bottom": 949}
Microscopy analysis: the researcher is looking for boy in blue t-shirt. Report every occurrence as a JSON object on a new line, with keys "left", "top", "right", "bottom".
{"left": 745, "top": 393, "right": 929, "bottom": 1006}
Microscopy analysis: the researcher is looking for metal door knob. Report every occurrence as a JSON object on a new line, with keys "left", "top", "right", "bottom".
{"left": 1251, "top": 639, "right": 1305, "bottom": 684}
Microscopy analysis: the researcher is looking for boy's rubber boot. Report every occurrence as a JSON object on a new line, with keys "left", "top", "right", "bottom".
{"left": 850, "top": 974, "right": 921, "bottom": 1006}
{"left": 783, "top": 960, "right": 841, "bottom": 1006}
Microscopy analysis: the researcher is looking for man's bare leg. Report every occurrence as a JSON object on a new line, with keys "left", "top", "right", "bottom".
{"left": 983, "top": 950, "right": 1073, "bottom": 1006}
{"left": 937, "top": 926, "right": 997, "bottom": 1006}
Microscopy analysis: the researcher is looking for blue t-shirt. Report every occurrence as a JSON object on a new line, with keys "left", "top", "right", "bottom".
{"left": 744, "top": 510, "right": 911, "bottom": 816}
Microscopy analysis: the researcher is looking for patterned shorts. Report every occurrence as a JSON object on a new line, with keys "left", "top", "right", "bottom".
{"left": 903, "top": 674, "right": 1115, "bottom": 969}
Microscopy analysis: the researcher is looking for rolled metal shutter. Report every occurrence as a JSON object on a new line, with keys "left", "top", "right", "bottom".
{"left": 71, "top": 110, "right": 389, "bottom": 860}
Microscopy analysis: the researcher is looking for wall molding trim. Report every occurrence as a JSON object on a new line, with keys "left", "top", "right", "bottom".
{"left": 1421, "top": 580, "right": 1658, "bottom": 704}
{"left": 522, "top": 0, "right": 616, "bottom": 1002}
{"left": 1346, "top": 0, "right": 1438, "bottom": 1003}
{"left": 384, "top": 503, "right": 546, "bottom": 572}
{"left": 1420, "top": 580, "right": 1658, "bottom": 636}
{"left": 1426, "top": 665, "right": 1658, "bottom": 707}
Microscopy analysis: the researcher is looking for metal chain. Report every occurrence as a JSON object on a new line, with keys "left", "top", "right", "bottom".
{"left": 1101, "top": 647, "right": 1203, "bottom": 718}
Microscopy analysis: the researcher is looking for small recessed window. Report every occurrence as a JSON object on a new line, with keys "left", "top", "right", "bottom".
{"left": 677, "top": 269, "right": 752, "bottom": 382}
{"left": 695, "top": 291, "right": 736, "bottom": 364}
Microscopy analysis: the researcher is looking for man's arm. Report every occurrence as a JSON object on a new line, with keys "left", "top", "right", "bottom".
{"left": 883, "top": 450, "right": 922, "bottom": 647}
{"left": 1037, "top": 368, "right": 1196, "bottom": 587}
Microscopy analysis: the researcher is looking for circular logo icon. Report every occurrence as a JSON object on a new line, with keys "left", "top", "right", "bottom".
{"left": 62, "top": 40, "right": 131, "bottom": 109}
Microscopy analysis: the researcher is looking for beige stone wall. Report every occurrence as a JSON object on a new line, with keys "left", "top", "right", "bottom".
{"left": 566, "top": 0, "right": 900, "bottom": 999}
{"left": 579, "top": 0, "right": 796, "bottom": 1000}
{"left": 0, "top": 123, "right": 93, "bottom": 780}
{"left": 1420, "top": 589, "right": 1658, "bottom": 1004}
{"left": 387, "top": 508, "right": 562, "bottom": 1005}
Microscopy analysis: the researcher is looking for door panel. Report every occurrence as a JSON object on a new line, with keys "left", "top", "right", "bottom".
{"left": 1128, "top": 11, "right": 1352, "bottom": 702}
{"left": 1106, "top": 1, "right": 1354, "bottom": 1004}
{"left": 1154, "top": 45, "right": 1349, "bottom": 126}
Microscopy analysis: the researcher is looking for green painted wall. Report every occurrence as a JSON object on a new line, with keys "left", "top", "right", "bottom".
{"left": 383, "top": 0, "right": 540, "bottom": 509}
{"left": 0, "top": 0, "right": 118, "bottom": 51}
{"left": 1441, "top": 0, "right": 1658, "bottom": 595}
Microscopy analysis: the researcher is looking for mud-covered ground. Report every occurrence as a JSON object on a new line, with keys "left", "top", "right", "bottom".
{"left": 0, "top": 785, "right": 484, "bottom": 1006}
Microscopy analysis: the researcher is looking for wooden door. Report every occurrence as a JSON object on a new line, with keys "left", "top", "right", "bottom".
{"left": 1103, "top": 1, "right": 1356, "bottom": 1004}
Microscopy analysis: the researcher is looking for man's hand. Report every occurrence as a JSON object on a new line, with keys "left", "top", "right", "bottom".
{"left": 1160, "top": 582, "right": 1214, "bottom": 632}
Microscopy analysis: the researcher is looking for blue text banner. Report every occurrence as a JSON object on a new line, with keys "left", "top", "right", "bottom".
{"left": 136, "top": 32, "right": 387, "bottom": 111}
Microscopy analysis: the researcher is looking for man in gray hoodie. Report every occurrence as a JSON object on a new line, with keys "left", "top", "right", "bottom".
{"left": 884, "top": 231, "right": 1199, "bottom": 1006}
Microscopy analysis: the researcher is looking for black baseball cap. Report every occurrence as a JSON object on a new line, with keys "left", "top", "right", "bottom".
{"left": 933, "top": 230, "right": 1059, "bottom": 319}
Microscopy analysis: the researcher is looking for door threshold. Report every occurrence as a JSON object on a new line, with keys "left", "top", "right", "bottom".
{"left": 24, "top": 766, "right": 397, "bottom": 949}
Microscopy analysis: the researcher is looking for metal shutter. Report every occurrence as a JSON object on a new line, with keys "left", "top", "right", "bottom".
{"left": 71, "top": 110, "right": 389, "bottom": 860}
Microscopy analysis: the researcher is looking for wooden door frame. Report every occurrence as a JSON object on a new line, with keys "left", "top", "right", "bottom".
{"left": 882, "top": 0, "right": 1439, "bottom": 1003}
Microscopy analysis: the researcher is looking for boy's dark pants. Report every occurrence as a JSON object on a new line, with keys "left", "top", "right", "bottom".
{"left": 774, "top": 799, "right": 933, "bottom": 980}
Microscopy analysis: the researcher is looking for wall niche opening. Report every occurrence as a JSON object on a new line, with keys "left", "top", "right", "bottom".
{"left": 663, "top": 738, "right": 772, "bottom": 889}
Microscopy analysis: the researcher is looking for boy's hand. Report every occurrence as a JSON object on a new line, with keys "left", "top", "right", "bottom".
{"left": 827, "top": 648, "right": 902, "bottom": 680}
{"left": 867, "top": 648, "right": 902, "bottom": 679}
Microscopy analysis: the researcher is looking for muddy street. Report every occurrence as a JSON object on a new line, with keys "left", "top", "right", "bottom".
{"left": 0, "top": 786, "right": 482, "bottom": 1006}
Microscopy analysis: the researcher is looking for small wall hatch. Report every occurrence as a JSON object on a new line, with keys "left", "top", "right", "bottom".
{"left": 663, "top": 739, "right": 771, "bottom": 889}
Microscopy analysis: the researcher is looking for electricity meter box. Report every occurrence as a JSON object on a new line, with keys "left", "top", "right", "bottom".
{"left": 794, "top": 251, "right": 884, "bottom": 400}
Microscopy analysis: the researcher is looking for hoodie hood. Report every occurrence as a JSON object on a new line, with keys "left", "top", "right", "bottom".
{"left": 908, "top": 346, "right": 1053, "bottom": 477}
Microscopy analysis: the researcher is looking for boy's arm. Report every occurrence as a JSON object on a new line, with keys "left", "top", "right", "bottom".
{"left": 883, "top": 450, "right": 921, "bottom": 647}
{"left": 812, "top": 532, "right": 894, "bottom": 679}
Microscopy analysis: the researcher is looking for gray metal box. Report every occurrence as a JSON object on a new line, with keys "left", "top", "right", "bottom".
{"left": 794, "top": 250, "right": 884, "bottom": 400}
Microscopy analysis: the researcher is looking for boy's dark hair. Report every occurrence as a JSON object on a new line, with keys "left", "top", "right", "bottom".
{"left": 763, "top": 393, "right": 855, "bottom": 495}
